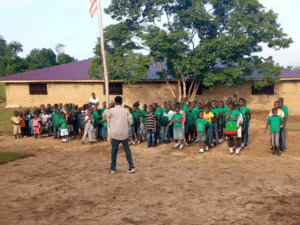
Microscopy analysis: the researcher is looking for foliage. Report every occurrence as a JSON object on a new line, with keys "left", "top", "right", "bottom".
{"left": 89, "top": 0, "right": 292, "bottom": 100}
{"left": 0, "top": 36, "right": 78, "bottom": 77}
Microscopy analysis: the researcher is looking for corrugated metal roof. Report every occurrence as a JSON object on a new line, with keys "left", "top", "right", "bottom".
{"left": 0, "top": 58, "right": 299, "bottom": 81}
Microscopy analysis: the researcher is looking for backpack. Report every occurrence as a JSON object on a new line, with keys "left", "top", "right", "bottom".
{"left": 160, "top": 116, "right": 169, "bottom": 126}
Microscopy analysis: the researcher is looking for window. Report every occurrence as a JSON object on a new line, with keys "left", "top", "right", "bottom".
{"left": 252, "top": 85, "right": 274, "bottom": 95}
{"left": 184, "top": 82, "right": 209, "bottom": 96}
{"left": 103, "top": 83, "right": 123, "bottom": 95}
{"left": 29, "top": 83, "right": 47, "bottom": 95}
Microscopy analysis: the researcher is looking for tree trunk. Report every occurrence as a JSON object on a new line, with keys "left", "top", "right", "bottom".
{"left": 164, "top": 77, "right": 176, "bottom": 99}
{"left": 181, "top": 71, "right": 186, "bottom": 99}
{"left": 178, "top": 79, "right": 182, "bottom": 101}
{"left": 188, "top": 75, "right": 196, "bottom": 101}
{"left": 191, "top": 80, "right": 200, "bottom": 101}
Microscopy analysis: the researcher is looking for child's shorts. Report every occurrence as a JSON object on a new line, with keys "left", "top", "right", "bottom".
{"left": 33, "top": 127, "right": 40, "bottom": 134}
{"left": 43, "top": 128, "right": 49, "bottom": 133}
{"left": 271, "top": 132, "right": 280, "bottom": 147}
{"left": 196, "top": 133, "right": 206, "bottom": 142}
{"left": 173, "top": 127, "right": 184, "bottom": 140}
{"left": 102, "top": 127, "right": 108, "bottom": 138}
{"left": 13, "top": 124, "right": 21, "bottom": 135}
{"left": 61, "top": 128, "right": 69, "bottom": 136}
{"left": 128, "top": 127, "right": 133, "bottom": 137}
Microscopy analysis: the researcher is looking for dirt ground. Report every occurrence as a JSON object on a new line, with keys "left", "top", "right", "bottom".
{"left": 1, "top": 105, "right": 300, "bottom": 225}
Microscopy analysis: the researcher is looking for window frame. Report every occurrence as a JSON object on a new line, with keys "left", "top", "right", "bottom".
{"left": 251, "top": 84, "right": 274, "bottom": 95}
{"left": 29, "top": 83, "right": 48, "bottom": 95}
{"left": 103, "top": 82, "right": 123, "bottom": 95}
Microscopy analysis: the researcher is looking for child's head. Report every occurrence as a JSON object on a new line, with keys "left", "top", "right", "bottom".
{"left": 197, "top": 102, "right": 203, "bottom": 109}
{"left": 274, "top": 101, "right": 279, "bottom": 109}
{"left": 235, "top": 104, "right": 240, "bottom": 111}
{"left": 61, "top": 113, "right": 66, "bottom": 119}
{"left": 239, "top": 98, "right": 245, "bottom": 106}
{"left": 192, "top": 101, "right": 197, "bottom": 108}
{"left": 278, "top": 97, "right": 284, "bottom": 103}
{"left": 228, "top": 97, "right": 232, "bottom": 103}
{"left": 47, "top": 104, "right": 51, "bottom": 109}
{"left": 94, "top": 105, "right": 98, "bottom": 111}
{"left": 26, "top": 108, "right": 30, "bottom": 113}
{"left": 219, "top": 101, "right": 224, "bottom": 108}
{"left": 171, "top": 103, "right": 176, "bottom": 111}
{"left": 228, "top": 102, "right": 235, "bottom": 111}
{"left": 233, "top": 94, "right": 237, "bottom": 102}
{"left": 78, "top": 107, "right": 82, "bottom": 113}
{"left": 153, "top": 103, "right": 158, "bottom": 110}
{"left": 72, "top": 111, "right": 76, "bottom": 117}
{"left": 188, "top": 102, "right": 191, "bottom": 107}
{"left": 188, "top": 106, "right": 193, "bottom": 111}
{"left": 40, "top": 104, "right": 45, "bottom": 109}
{"left": 19, "top": 111, "right": 23, "bottom": 117}
{"left": 165, "top": 106, "right": 170, "bottom": 113}
{"left": 204, "top": 105, "right": 210, "bottom": 113}
{"left": 34, "top": 114, "right": 38, "bottom": 119}
{"left": 143, "top": 104, "right": 147, "bottom": 110}
{"left": 59, "top": 103, "right": 62, "bottom": 108}
{"left": 133, "top": 105, "right": 137, "bottom": 112}
{"left": 87, "top": 109, "right": 92, "bottom": 115}
{"left": 103, "top": 101, "right": 106, "bottom": 108}
{"left": 163, "top": 102, "right": 167, "bottom": 107}
{"left": 272, "top": 108, "right": 278, "bottom": 116}
{"left": 55, "top": 108, "right": 60, "bottom": 114}
{"left": 74, "top": 105, "right": 78, "bottom": 110}
{"left": 211, "top": 100, "right": 215, "bottom": 108}
{"left": 215, "top": 100, "right": 219, "bottom": 107}
{"left": 198, "top": 111, "right": 204, "bottom": 119}
{"left": 53, "top": 104, "right": 58, "bottom": 109}
{"left": 278, "top": 100, "right": 283, "bottom": 108}
{"left": 225, "top": 100, "right": 229, "bottom": 106}
{"left": 65, "top": 109, "right": 70, "bottom": 115}
{"left": 23, "top": 110, "right": 27, "bottom": 116}
{"left": 68, "top": 104, "right": 73, "bottom": 109}
{"left": 148, "top": 105, "right": 153, "bottom": 112}
{"left": 167, "top": 100, "right": 171, "bottom": 105}
{"left": 175, "top": 106, "right": 180, "bottom": 113}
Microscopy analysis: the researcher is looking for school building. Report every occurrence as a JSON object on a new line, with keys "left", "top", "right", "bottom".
{"left": 0, "top": 59, "right": 299, "bottom": 115}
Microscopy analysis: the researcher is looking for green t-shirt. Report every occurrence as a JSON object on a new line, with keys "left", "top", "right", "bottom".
{"left": 195, "top": 118, "right": 207, "bottom": 133}
{"left": 59, "top": 118, "right": 67, "bottom": 129}
{"left": 234, "top": 101, "right": 239, "bottom": 105}
{"left": 192, "top": 107, "right": 200, "bottom": 120}
{"left": 240, "top": 106, "right": 252, "bottom": 121}
{"left": 219, "top": 107, "right": 225, "bottom": 122}
{"left": 53, "top": 114, "right": 62, "bottom": 124}
{"left": 92, "top": 112, "right": 101, "bottom": 125}
{"left": 154, "top": 109, "right": 162, "bottom": 117}
{"left": 267, "top": 115, "right": 283, "bottom": 132}
{"left": 210, "top": 107, "right": 219, "bottom": 123}
{"left": 101, "top": 107, "right": 106, "bottom": 114}
{"left": 187, "top": 111, "right": 194, "bottom": 126}
{"left": 70, "top": 109, "right": 74, "bottom": 114}
{"left": 180, "top": 105, "right": 189, "bottom": 119}
{"left": 281, "top": 105, "right": 289, "bottom": 125}
{"left": 160, "top": 116, "right": 169, "bottom": 126}
{"left": 224, "top": 105, "right": 228, "bottom": 113}
{"left": 132, "top": 111, "right": 140, "bottom": 125}
{"left": 140, "top": 110, "right": 149, "bottom": 123}
{"left": 161, "top": 107, "right": 166, "bottom": 114}
{"left": 172, "top": 113, "right": 183, "bottom": 127}
{"left": 225, "top": 110, "right": 240, "bottom": 126}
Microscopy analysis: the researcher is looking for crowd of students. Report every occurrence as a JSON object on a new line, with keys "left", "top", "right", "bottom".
{"left": 10, "top": 94, "right": 289, "bottom": 156}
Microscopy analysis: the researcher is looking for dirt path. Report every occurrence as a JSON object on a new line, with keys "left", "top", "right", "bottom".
{"left": 1, "top": 116, "right": 300, "bottom": 225}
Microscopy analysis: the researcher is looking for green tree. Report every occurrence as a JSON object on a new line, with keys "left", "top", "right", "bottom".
{"left": 89, "top": 0, "right": 293, "bottom": 100}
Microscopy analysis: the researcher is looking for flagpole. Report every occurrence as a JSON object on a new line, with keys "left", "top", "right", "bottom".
{"left": 96, "top": 0, "right": 111, "bottom": 143}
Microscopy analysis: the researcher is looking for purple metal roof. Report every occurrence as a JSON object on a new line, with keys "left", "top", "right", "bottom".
{"left": 0, "top": 58, "right": 299, "bottom": 81}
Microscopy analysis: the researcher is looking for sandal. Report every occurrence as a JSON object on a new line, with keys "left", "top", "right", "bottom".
{"left": 277, "top": 151, "right": 281, "bottom": 156}
{"left": 272, "top": 151, "right": 276, "bottom": 155}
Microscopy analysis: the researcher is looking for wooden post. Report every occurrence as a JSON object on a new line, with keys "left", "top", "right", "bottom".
{"left": 96, "top": 0, "right": 111, "bottom": 143}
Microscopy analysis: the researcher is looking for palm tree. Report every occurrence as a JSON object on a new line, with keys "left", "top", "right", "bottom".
{"left": 9, "top": 41, "right": 23, "bottom": 55}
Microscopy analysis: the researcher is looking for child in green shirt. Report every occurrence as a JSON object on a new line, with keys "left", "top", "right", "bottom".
{"left": 265, "top": 108, "right": 284, "bottom": 156}
{"left": 196, "top": 111, "right": 207, "bottom": 153}
{"left": 172, "top": 106, "right": 184, "bottom": 150}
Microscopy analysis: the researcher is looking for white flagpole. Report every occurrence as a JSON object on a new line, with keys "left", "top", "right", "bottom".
{"left": 96, "top": 0, "right": 110, "bottom": 143}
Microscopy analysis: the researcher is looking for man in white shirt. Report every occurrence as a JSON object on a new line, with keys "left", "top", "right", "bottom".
{"left": 89, "top": 93, "right": 99, "bottom": 108}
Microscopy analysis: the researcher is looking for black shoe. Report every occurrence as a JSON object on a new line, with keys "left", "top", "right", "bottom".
{"left": 148, "top": 145, "right": 151, "bottom": 148}
{"left": 245, "top": 144, "right": 248, "bottom": 146}
{"left": 272, "top": 151, "right": 276, "bottom": 155}
{"left": 277, "top": 152, "right": 281, "bottom": 156}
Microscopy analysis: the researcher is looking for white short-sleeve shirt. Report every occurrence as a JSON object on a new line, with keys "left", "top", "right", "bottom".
{"left": 89, "top": 97, "right": 99, "bottom": 107}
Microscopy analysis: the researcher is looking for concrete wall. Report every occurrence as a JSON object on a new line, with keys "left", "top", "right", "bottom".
{"left": 5, "top": 80, "right": 299, "bottom": 115}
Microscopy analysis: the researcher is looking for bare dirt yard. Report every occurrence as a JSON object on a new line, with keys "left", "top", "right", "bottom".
{"left": 1, "top": 106, "right": 300, "bottom": 225}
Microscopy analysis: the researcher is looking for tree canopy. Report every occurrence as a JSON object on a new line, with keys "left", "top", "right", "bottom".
{"left": 0, "top": 36, "right": 77, "bottom": 77}
{"left": 88, "top": 0, "right": 293, "bottom": 100}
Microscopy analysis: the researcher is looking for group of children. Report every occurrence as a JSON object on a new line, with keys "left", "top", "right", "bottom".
{"left": 123, "top": 94, "right": 251, "bottom": 155}
{"left": 11, "top": 102, "right": 108, "bottom": 144}
{"left": 10, "top": 95, "right": 289, "bottom": 156}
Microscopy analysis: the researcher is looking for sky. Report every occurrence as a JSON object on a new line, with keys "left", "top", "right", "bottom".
{"left": 0, "top": 0, "right": 300, "bottom": 68}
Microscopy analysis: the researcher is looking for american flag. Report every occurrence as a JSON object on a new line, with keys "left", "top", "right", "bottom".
{"left": 89, "top": 0, "right": 97, "bottom": 18}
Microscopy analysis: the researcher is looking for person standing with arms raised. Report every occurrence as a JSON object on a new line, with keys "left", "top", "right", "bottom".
{"left": 102, "top": 96, "right": 135, "bottom": 174}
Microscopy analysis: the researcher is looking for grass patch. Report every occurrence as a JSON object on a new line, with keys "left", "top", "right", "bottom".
{"left": 0, "top": 83, "right": 5, "bottom": 100}
{"left": 0, "top": 111, "right": 14, "bottom": 134}
{"left": 0, "top": 152, "right": 33, "bottom": 164}
{"left": 286, "top": 123, "right": 300, "bottom": 131}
